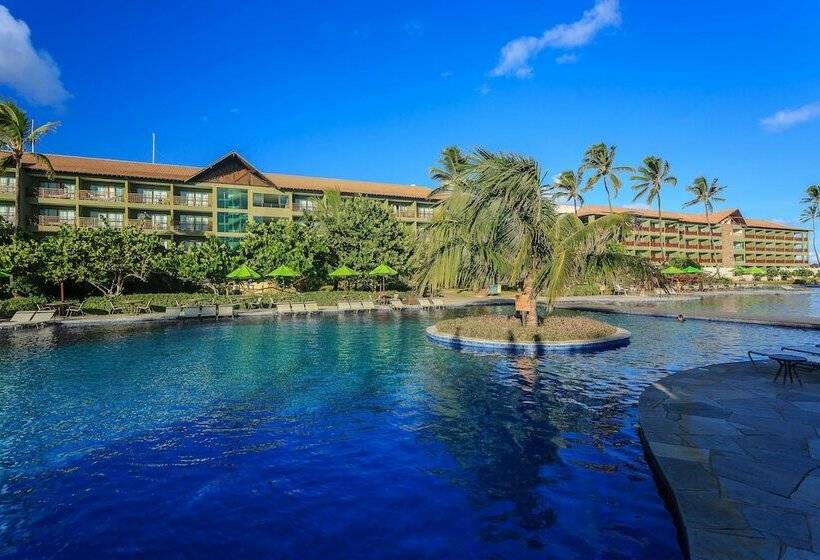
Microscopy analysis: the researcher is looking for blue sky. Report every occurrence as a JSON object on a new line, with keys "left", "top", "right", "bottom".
{"left": 1, "top": 0, "right": 819, "bottom": 227}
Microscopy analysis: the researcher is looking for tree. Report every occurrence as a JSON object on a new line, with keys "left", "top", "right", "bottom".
{"left": 55, "top": 225, "right": 168, "bottom": 297}
{"left": 631, "top": 156, "right": 677, "bottom": 258}
{"left": 0, "top": 237, "right": 41, "bottom": 295}
{"left": 415, "top": 148, "right": 645, "bottom": 326}
{"left": 800, "top": 204, "right": 819, "bottom": 265}
{"left": 552, "top": 168, "right": 589, "bottom": 214}
{"left": 176, "top": 237, "right": 235, "bottom": 294}
{"left": 313, "top": 196, "right": 414, "bottom": 279}
{"left": 683, "top": 176, "right": 726, "bottom": 269}
{"left": 429, "top": 146, "right": 468, "bottom": 195}
{"left": 0, "top": 101, "right": 59, "bottom": 228}
{"left": 237, "top": 219, "right": 331, "bottom": 289}
{"left": 581, "top": 143, "right": 632, "bottom": 211}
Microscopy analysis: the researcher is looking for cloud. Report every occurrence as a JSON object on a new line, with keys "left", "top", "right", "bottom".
{"left": 402, "top": 20, "right": 423, "bottom": 36}
{"left": 491, "top": 0, "right": 621, "bottom": 78}
{"left": 0, "top": 6, "right": 69, "bottom": 107}
{"left": 555, "top": 53, "right": 578, "bottom": 64}
{"left": 760, "top": 101, "right": 820, "bottom": 131}
{"left": 440, "top": 70, "right": 453, "bottom": 79}
{"left": 477, "top": 84, "right": 491, "bottom": 96}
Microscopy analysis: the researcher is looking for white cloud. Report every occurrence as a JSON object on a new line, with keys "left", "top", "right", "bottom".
{"left": 555, "top": 53, "right": 578, "bottom": 64}
{"left": 402, "top": 20, "right": 423, "bottom": 36}
{"left": 0, "top": 6, "right": 69, "bottom": 107}
{"left": 440, "top": 70, "right": 453, "bottom": 79}
{"left": 760, "top": 101, "right": 820, "bottom": 131}
{"left": 477, "top": 84, "right": 491, "bottom": 96}
{"left": 491, "top": 0, "right": 621, "bottom": 78}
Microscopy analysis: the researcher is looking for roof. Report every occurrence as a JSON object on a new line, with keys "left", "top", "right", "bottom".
{"left": 577, "top": 205, "right": 805, "bottom": 231}
{"left": 19, "top": 152, "right": 436, "bottom": 201}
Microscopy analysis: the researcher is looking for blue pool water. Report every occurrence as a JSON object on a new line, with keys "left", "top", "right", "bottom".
{"left": 1, "top": 308, "right": 817, "bottom": 559}
{"left": 646, "top": 289, "right": 820, "bottom": 319}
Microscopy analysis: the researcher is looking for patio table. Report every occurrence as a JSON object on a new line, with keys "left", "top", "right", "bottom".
{"left": 768, "top": 353, "right": 807, "bottom": 385}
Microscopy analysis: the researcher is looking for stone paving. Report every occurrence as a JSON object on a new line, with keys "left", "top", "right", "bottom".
{"left": 639, "top": 360, "right": 820, "bottom": 559}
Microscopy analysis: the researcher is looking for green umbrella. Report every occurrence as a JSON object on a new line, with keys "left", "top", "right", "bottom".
{"left": 733, "top": 266, "right": 751, "bottom": 275}
{"left": 330, "top": 265, "right": 359, "bottom": 278}
{"left": 747, "top": 266, "right": 766, "bottom": 275}
{"left": 662, "top": 266, "right": 684, "bottom": 275}
{"left": 227, "top": 264, "right": 261, "bottom": 281}
{"left": 268, "top": 265, "right": 299, "bottom": 278}
{"left": 368, "top": 263, "right": 398, "bottom": 292}
{"left": 682, "top": 266, "right": 703, "bottom": 274}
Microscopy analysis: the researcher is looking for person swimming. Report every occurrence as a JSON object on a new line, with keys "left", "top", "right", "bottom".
{"left": 676, "top": 314, "right": 686, "bottom": 322}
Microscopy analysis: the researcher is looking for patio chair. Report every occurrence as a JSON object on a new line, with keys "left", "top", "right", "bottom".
{"left": 134, "top": 299, "right": 153, "bottom": 314}
{"left": 247, "top": 297, "right": 264, "bottom": 310}
{"left": 390, "top": 298, "right": 405, "bottom": 310}
{"left": 217, "top": 304, "right": 236, "bottom": 318}
{"left": 200, "top": 305, "right": 217, "bottom": 318}
{"left": 361, "top": 300, "right": 375, "bottom": 311}
{"left": 305, "top": 301, "right": 320, "bottom": 313}
{"left": 291, "top": 302, "right": 308, "bottom": 314}
{"left": 107, "top": 300, "right": 124, "bottom": 314}
{"left": 613, "top": 284, "right": 626, "bottom": 295}
{"left": 431, "top": 297, "right": 445, "bottom": 308}
{"left": 65, "top": 301, "right": 86, "bottom": 318}
{"left": 336, "top": 301, "right": 352, "bottom": 312}
{"left": 276, "top": 303, "right": 292, "bottom": 314}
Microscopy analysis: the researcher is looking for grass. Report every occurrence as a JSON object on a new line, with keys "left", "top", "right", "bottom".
{"left": 434, "top": 314, "right": 618, "bottom": 342}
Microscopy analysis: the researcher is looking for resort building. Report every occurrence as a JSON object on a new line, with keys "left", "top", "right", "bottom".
{"left": 576, "top": 205, "right": 811, "bottom": 269}
{"left": 0, "top": 151, "right": 437, "bottom": 246}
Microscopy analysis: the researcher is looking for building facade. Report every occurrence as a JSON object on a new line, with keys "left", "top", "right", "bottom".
{"left": 576, "top": 205, "right": 811, "bottom": 268}
{"left": 0, "top": 151, "right": 437, "bottom": 246}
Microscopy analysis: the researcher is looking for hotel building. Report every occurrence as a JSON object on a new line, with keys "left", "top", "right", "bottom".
{"left": 576, "top": 205, "right": 811, "bottom": 269}
{"left": 0, "top": 151, "right": 437, "bottom": 246}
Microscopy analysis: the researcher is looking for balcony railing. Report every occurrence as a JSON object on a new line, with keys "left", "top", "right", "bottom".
{"left": 0, "top": 184, "right": 15, "bottom": 194}
{"left": 744, "top": 233, "right": 801, "bottom": 241}
{"left": 394, "top": 208, "right": 416, "bottom": 218}
{"left": 128, "top": 193, "right": 171, "bottom": 205}
{"left": 634, "top": 226, "right": 679, "bottom": 234}
{"left": 175, "top": 221, "right": 212, "bottom": 233}
{"left": 34, "top": 187, "right": 75, "bottom": 200}
{"left": 35, "top": 215, "right": 76, "bottom": 227}
{"left": 78, "top": 217, "right": 124, "bottom": 228}
{"left": 293, "top": 201, "right": 317, "bottom": 212}
{"left": 79, "top": 190, "right": 125, "bottom": 203}
{"left": 174, "top": 196, "right": 211, "bottom": 208}
{"left": 0, "top": 213, "right": 15, "bottom": 223}
{"left": 128, "top": 219, "right": 171, "bottom": 231}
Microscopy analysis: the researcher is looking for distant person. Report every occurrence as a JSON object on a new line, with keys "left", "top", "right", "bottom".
{"left": 676, "top": 314, "right": 686, "bottom": 322}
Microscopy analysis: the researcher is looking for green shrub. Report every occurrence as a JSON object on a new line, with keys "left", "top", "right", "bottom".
{"left": 0, "top": 296, "right": 47, "bottom": 318}
{"left": 434, "top": 314, "right": 617, "bottom": 342}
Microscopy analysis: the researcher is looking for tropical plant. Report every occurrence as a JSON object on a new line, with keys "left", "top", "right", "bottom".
{"left": 683, "top": 176, "right": 726, "bottom": 267}
{"left": 415, "top": 148, "right": 651, "bottom": 325}
{"left": 802, "top": 185, "right": 820, "bottom": 206}
{"left": 581, "top": 143, "right": 632, "bottom": 211}
{"left": 800, "top": 204, "right": 819, "bottom": 265}
{"left": 0, "top": 101, "right": 59, "bottom": 228}
{"left": 631, "top": 156, "right": 677, "bottom": 256}
{"left": 176, "top": 237, "right": 236, "bottom": 294}
{"left": 429, "top": 145, "right": 468, "bottom": 195}
{"left": 552, "top": 168, "right": 589, "bottom": 214}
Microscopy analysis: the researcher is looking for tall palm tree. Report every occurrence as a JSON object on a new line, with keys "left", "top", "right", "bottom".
{"left": 429, "top": 145, "right": 468, "bottom": 195}
{"left": 552, "top": 168, "right": 589, "bottom": 214}
{"left": 683, "top": 176, "right": 726, "bottom": 268}
{"left": 803, "top": 184, "right": 820, "bottom": 206}
{"left": 581, "top": 143, "right": 632, "bottom": 212}
{"left": 801, "top": 204, "right": 819, "bottom": 265}
{"left": 631, "top": 156, "right": 677, "bottom": 259}
{"left": 415, "top": 148, "right": 649, "bottom": 326}
{"left": 0, "top": 101, "right": 59, "bottom": 228}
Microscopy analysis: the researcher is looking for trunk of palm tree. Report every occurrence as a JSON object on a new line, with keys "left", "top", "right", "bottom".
{"left": 657, "top": 194, "right": 665, "bottom": 261}
{"left": 14, "top": 159, "right": 22, "bottom": 229}
{"left": 705, "top": 206, "right": 718, "bottom": 276}
{"left": 573, "top": 198, "right": 578, "bottom": 215}
{"left": 523, "top": 273, "right": 539, "bottom": 327}
{"left": 813, "top": 218, "right": 819, "bottom": 265}
{"left": 604, "top": 177, "right": 612, "bottom": 212}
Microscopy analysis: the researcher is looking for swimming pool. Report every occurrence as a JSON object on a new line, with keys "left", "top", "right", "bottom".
{"left": 643, "top": 289, "right": 820, "bottom": 319}
{"left": 1, "top": 308, "right": 817, "bottom": 559}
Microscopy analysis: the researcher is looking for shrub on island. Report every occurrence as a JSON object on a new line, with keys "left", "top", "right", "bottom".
{"left": 434, "top": 315, "right": 617, "bottom": 343}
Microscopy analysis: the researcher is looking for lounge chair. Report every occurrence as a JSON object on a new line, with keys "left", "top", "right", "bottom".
{"left": 418, "top": 297, "right": 432, "bottom": 308}
{"left": 336, "top": 301, "right": 352, "bottom": 312}
{"left": 217, "top": 304, "right": 236, "bottom": 318}
{"left": 613, "top": 284, "right": 626, "bottom": 295}
{"left": 305, "top": 301, "right": 320, "bottom": 313}
{"left": 180, "top": 306, "right": 201, "bottom": 319}
{"left": 291, "top": 302, "right": 307, "bottom": 314}
{"left": 30, "top": 310, "right": 56, "bottom": 325}
{"left": 107, "top": 300, "right": 124, "bottom": 314}
{"left": 164, "top": 305, "right": 181, "bottom": 318}
{"left": 65, "top": 301, "right": 85, "bottom": 317}
{"left": 247, "top": 297, "right": 264, "bottom": 310}
{"left": 134, "top": 299, "right": 153, "bottom": 314}
{"left": 361, "top": 300, "right": 375, "bottom": 311}
{"left": 431, "top": 297, "right": 445, "bottom": 308}
{"left": 390, "top": 298, "right": 405, "bottom": 310}
{"left": 348, "top": 301, "right": 364, "bottom": 311}
{"left": 200, "top": 305, "right": 217, "bottom": 318}
{"left": 276, "top": 303, "right": 292, "bottom": 314}
{"left": 9, "top": 311, "right": 35, "bottom": 326}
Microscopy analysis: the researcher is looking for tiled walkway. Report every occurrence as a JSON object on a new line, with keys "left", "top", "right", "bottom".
{"left": 639, "top": 360, "right": 820, "bottom": 559}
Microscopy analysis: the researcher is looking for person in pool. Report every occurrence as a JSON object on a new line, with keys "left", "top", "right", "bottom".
{"left": 676, "top": 314, "right": 686, "bottom": 322}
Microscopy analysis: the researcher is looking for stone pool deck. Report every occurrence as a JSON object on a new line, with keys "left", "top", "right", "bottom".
{"left": 639, "top": 360, "right": 820, "bottom": 560}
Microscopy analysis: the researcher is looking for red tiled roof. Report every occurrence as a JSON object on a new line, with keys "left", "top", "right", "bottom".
{"left": 20, "top": 152, "right": 436, "bottom": 201}
{"left": 577, "top": 205, "right": 805, "bottom": 231}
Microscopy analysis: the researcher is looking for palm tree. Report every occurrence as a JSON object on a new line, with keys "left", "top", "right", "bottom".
{"left": 581, "top": 143, "right": 632, "bottom": 212}
{"left": 429, "top": 145, "right": 468, "bottom": 195}
{"left": 552, "top": 168, "right": 589, "bottom": 214}
{"left": 415, "top": 148, "right": 651, "bottom": 326}
{"left": 801, "top": 204, "right": 819, "bottom": 265}
{"left": 803, "top": 184, "right": 820, "bottom": 206}
{"left": 683, "top": 176, "right": 726, "bottom": 268}
{"left": 0, "top": 101, "right": 59, "bottom": 228}
{"left": 631, "top": 156, "right": 677, "bottom": 259}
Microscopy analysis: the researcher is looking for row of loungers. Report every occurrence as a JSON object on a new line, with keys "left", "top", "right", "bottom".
{"left": 337, "top": 301, "right": 377, "bottom": 312}
{"left": 164, "top": 301, "right": 324, "bottom": 320}
{"left": 7, "top": 310, "right": 57, "bottom": 328}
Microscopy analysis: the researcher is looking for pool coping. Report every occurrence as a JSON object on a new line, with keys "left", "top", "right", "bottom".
{"left": 425, "top": 324, "right": 631, "bottom": 354}
{"left": 638, "top": 360, "right": 820, "bottom": 560}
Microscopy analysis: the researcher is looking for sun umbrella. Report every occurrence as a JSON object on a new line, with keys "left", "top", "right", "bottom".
{"left": 329, "top": 265, "right": 359, "bottom": 278}
{"left": 661, "top": 266, "right": 684, "bottom": 275}
{"left": 227, "top": 264, "right": 261, "bottom": 281}
{"left": 747, "top": 266, "right": 766, "bottom": 275}
{"left": 268, "top": 265, "right": 299, "bottom": 278}
{"left": 368, "top": 264, "right": 398, "bottom": 292}
{"left": 682, "top": 266, "right": 703, "bottom": 274}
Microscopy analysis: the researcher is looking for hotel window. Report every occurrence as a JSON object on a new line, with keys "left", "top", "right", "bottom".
{"left": 217, "top": 188, "right": 248, "bottom": 209}
{"left": 134, "top": 186, "right": 169, "bottom": 204}
{"left": 177, "top": 214, "right": 211, "bottom": 231}
{"left": 0, "top": 204, "right": 14, "bottom": 221}
{"left": 418, "top": 205, "right": 434, "bottom": 219}
{"left": 218, "top": 237, "right": 241, "bottom": 249}
{"left": 293, "top": 196, "right": 318, "bottom": 212}
{"left": 39, "top": 179, "right": 75, "bottom": 196}
{"left": 134, "top": 212, "right": 169, "bottom": 229}
{"left": 0, "top": 175, "right": 15, "bottom": 189}
{"left": 89, "top": 210, "right": 124, "bottom": 227}
{"left": 217, "top": 212, "right": 247, "bottom": 233}
{"left": 253, "top": 193, "right": 289, "bottom": 208}
{"left": 177, "top": 190, "right": 210, "bottom": 206}
{"left": 86, "top": 183, "right": 124, "bottom": 199}
{"left": 254, "top": 216, "right": 284, "bottom": 224}
{"left": 39, "top": 207, "right": 75, "bottom": 224}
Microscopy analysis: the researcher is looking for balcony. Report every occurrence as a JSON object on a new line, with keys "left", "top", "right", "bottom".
{"left": 394, "top": 208, "right": 417, "bottom": 219}
{"left": 79, "top": 190, "right": 125, "bottom": 203}
{"left": 293, "top": 200, "right": 317, "bottom": 212}
{"left": 174, "top": 195, "right": 211, "bottom": 208}
{"left": 128, "top": 219, "right": 171, "bottom": 232}
{"left": 0, "top": 212, "right": 15, "bottom": 223}
{"left": 175, "top": 220, "right": 212, "bottom": 233}
{"left": 128, "top": 193, "right": 171, "bottom": 206}
{"left": 0, "top": 184, "right": 15, "bottom": 195}
{"left": 35, "top": 215, "right": 76, "bottom": 227}
{"left": 33, "top": 187, "right": 75, "bottom": 200}
{"left": 78, "top": 217, "right": 124, "bottom": 228}
{"left": 634, "top": 225, "right": 679, "bottom": 234}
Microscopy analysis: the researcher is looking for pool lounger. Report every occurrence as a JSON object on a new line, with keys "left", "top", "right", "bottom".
{"left": 200, "top": 305, "right": 217, "bottom": 318}
{"left": 180, "top": 306, "right": 201, "bottom": 319}
{"left": 305, "top": 302, "right": 320, "bottom": 313}
{"left": 291, "top": 303, "right": 308, "bottom": 314}
{"left": 361, "top": 301, "right": 375, "bottom": 311}
{"left": 9, "top": 311, "right": 36, "bottom": 326}
{"left": 350, "top": 301, "right": 365, "bottom": 311}
{"left": 275, "top": 303, "right": 292, "bottom": 314}
{"left": 390, "top": 299, "right": 405, "bottom": 310}
{"left": 217, "top": 304, "right": 236, "bottom": 318}
{"left": 164, "top": 306, "right": 182, "bottom": 319}
{"left": 337, "top": 301, "right": 352, "bottom": 312}
{"left": 431, "top": 297, "right": 445, "bottom": 308}
{"left": 418, "top": 298, "right": 432, "bottom": 309}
